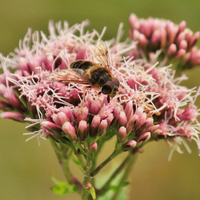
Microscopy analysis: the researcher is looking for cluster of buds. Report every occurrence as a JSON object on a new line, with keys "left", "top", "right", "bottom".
{"left": 0, "top": 17, "right": 200, "bottom": 158}
{"left": 129, "top": 13, "right": 200, "bottom": 70}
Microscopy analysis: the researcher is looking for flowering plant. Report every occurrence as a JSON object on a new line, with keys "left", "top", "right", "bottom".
{"left": 0, "top": 14, "right": 200, "bottom": 200}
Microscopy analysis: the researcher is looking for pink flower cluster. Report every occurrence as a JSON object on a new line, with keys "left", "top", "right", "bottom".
{"left": 0, "top": 18, "right": 200, "bottom": 156}
{"left": 129, "top": 13, "right": 200, "bottom": 70}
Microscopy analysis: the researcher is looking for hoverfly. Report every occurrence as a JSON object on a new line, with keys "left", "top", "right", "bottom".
{"left": 45, "top": 41, "right": 119, "bottom": 102}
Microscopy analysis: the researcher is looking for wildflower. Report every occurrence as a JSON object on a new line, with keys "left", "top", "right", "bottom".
{"left": 129, "top": 13, "right": 200, "bottom": 70}
{"left": 0, "top": 16, "right": 200, "bottom": 199}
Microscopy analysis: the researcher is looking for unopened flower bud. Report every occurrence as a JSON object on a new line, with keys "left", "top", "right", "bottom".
{"left": 1, "top": 111, "right": 25, "bottom": 121}
{"left": 90, "top": 100, "right": 101, "bottom": 115}
{"left": 41, "top": 120, "right": 62, "bottom": 135}
{"left": 167, "top": 43, "right": 177, "bottom": 56}
{"left": 118, "top": 126, "right": 126, "bottom": 143}
{"left": 74, "top": 106, "right": 88, "bottom": 122}
{"left": 62, "top": 121, "right": 77, "bottom": 141}
{"left": 90, "top": 115, "right": 101, "bottom": 137}
{"left": 60, "top": 107, "right": 75, "bottom": 122}
{"left": 90, "top": 142, "right": 98, "bottom": 152}
{"left": 119, "top": 111, "right": 127, "bottom": 126}
{"left": 113, "top": 106, "right": 122, "bottom": 120}
{"left": 125, "top": 101, "right": 133, "bottom": 120}
{"left": 179, "top": 40, "right": 188, "bottom": 50}
{"left": 176, "top": 49, "right": 186, "bottom": 58}
{"left": 189, "top": 31, "right": 200, "bottom": 47}
{"left": 106, "top": 113, "right": 114, "bottom": 126}
{"left": 77, "top": 120, "right": 88, "bottom": 140}
{"left": 53, "top": 112, "right": 69, "bottom": 126}
{"left": 4, "top": 88, "right": 25, "bottom": 112}
{"left": 178, "top": 20, "right": 186, "bottom": 33}
{"left": 98, "top": 119, "right": 108, "bottom": 137}
{"left": 123, "top": 140, "right": 137, "bottom": 151}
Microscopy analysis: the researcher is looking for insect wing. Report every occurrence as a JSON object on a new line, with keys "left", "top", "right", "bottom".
{"left": 93, "top": 40, "right": 110, "bottom": 69}
{"left": 43, "top": 69, "right": 89, "bottom": 84}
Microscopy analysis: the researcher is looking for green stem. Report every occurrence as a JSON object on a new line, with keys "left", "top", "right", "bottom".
{"left": 91, "top": 148, "right": 122, "bottom": 177}
{"left": 98, "top": 152, "right": 131, "bottom": 196}
{"left": 50, "top": 139, "right": 82, "bottom": 194}
{"left": 82, "top": 151, "right": 92, "bottom": 200}
{"left": 112, "top": 149, "right": 138, "bottom": 200}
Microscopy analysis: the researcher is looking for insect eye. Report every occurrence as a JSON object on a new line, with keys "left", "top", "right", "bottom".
{"left": 111, "top": 78, "right": 120, "bottom": 87}
{"left": 101, "top": 81, "right": 113, "bottom": 94}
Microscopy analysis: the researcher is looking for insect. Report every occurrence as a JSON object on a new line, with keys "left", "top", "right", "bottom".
{"left": 45, "top": 40, "right": 119, "bottom": 102}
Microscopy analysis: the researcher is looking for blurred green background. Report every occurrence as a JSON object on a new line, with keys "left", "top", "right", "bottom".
{"left": 1, "top": 0, "right": 200, "bottom": 199}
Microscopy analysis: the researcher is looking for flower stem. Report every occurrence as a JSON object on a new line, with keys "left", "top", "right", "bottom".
{"left": 98, "top": 152, "right": 131, "bottom": 196}
{"left": 91, "top": 148, "right": 122, "bottom": 177}
{"left": 50, "top": 139, "right": 82, "bottom": 194}
{"left": 82, "top": 151, "right": 92, "bottom": 200}
{"left": 112, "top": 148, "right": 138, "bottom": 200}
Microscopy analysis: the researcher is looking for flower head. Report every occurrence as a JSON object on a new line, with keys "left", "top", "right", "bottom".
{"left": 0, "top": 18, "right": 200, "bottom": 157}
{"left": 129, "top": 13, "right": 200, "bottom": 70}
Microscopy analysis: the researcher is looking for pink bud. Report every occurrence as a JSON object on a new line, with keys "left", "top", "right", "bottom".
{"left": 98, "top": 119, "right": 108, "bottom": 136}
{"left": 53, "top": 112, "right": 69, "bottom": 126}
{"left": 113, "top": 106, "right": 122, "bottom": 120}
{"left": 176, "top": 49, "right": 186, "bottom": 58}
{"left": 167, "top": 43, "right": 177, "bottom": 56}
{"left": 106, "top": 113, "right": 114, "bottom": 126}
{"left": 151, "top": 29, "right": 161, "bottom": 44}
{"left": 185, "top": 30, "right": 193, "bottom": 42}
{"left": 90, "top": 100, "right": 101, "bottom": 115}
{"left": 166, "top": 21, "right": 178, "bottom": 44}
{"left": 118, "top": 126, "right": 126, "bottom": 143}
{"left": 90, "top": 115, "right": 101, "bottom": 137}
{"left": 132, "top": 30, "right": 140, "bottom": 41}
{"left": 179, "top": 40, "right": 188, "bottom": 50}
{"left": 4, "top": 87, "right": 25, "bottom": 112}
{"left": 62, "top": 121, "right": 77, "bottom": 141}
{"left": 60, "top": 107, "right": 75, "bottom": 122}
{"left": 125, "top": 101, "right": 133, "bottom": 120}
{"left": 178, "top": 20, "right": 186, "bottom": 33}
{"left": 176, "top": 32, "right": 185, "bottom": 45}
{"left": 139, "top": 33, "right": 148, "bottom": 49}
{"left": 1, "top": 111, "right": 25, "bottom": 121}
{"left": 90, "top": 142, "right": 98, "bottom": 152}
{"left": 123, "top": 140, "right": 137, "bottom": 151}
{"left": 119, "top": 111, "right": 127, "bottom": 126}
{"left": 189, "top": 31, "right": 200, "bottom": 47}
{"left": 41, "top": 120, "right": 62, "bottom": 134}
{"left": 74, "top": 106, "right": 88, "bottom": 122}
{"left": 78, "top": 120, "right": 88, "bottom": 140}
{"left": 126, "top": 115, "right": 138, "bottom": 134}
{"left": 129, "top": 13, "right": 139, "bottom": 29}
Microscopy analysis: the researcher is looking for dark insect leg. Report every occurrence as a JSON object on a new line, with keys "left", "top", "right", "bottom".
{"left": 107, "top": 95, "right": 110, "bottom": 103}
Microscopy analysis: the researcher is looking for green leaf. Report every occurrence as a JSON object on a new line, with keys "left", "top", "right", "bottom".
{"left": 51, "top": 176, "right": 76, "bottom": 195}
{"left": 89, "top": 186, "right": 96, "bottom": 200}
